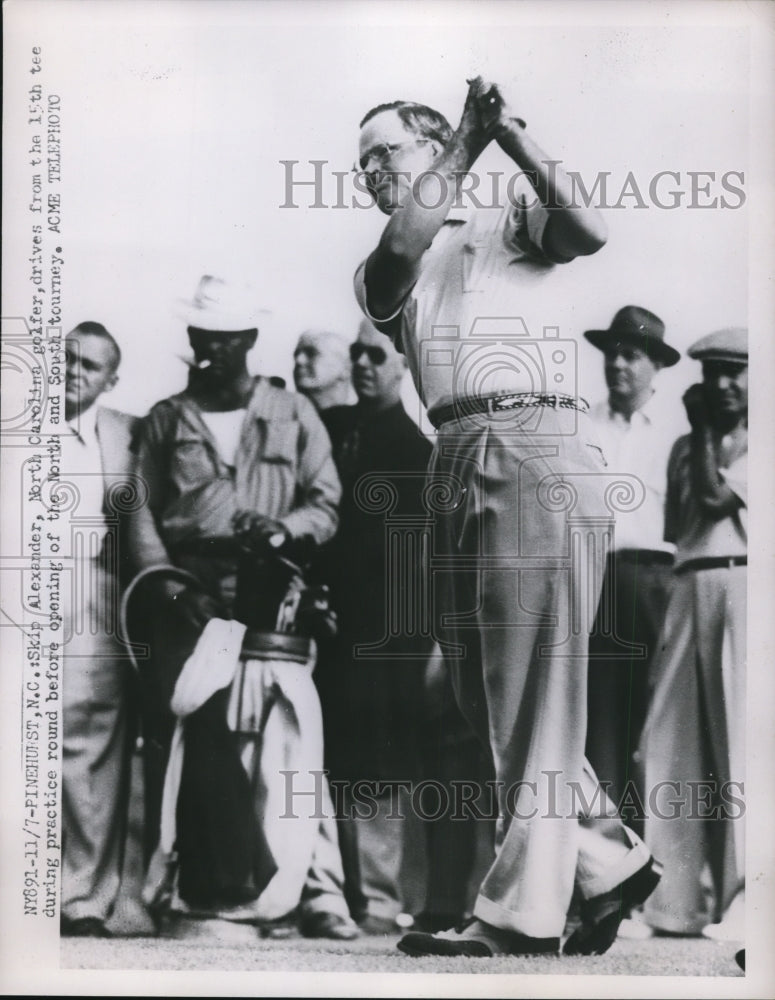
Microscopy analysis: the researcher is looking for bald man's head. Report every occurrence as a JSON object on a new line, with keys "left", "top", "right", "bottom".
{"left": 293, "top": 329, "right": 353, "bottom": 409}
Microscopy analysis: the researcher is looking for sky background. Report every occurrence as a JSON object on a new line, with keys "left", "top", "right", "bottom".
{"left": 3, "top": 0, "right": 763, "bottom": 423}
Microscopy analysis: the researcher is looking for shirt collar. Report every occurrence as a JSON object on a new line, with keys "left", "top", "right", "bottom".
{"left": 67, "top": 405, "right": 100, "bottom": 448}
{"left": 608, "top": 390, "right": 660, "bottom": 426}
{"left": 634, "top": 390, "right": 662, "bottom": 425}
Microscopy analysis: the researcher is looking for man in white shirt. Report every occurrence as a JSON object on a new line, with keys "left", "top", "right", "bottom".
{"left": 584, "top": 306, "right": 683, "bottom": 821}
{"left": 61, "top": 322, "right": 139, "bottom": 937}
{"left": 353, "top": 78, "right": 660, "bottom": 959}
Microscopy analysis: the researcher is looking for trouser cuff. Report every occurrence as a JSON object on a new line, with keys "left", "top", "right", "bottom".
{"left": 474, "top": 894, "right": 565, "bottom": 939}
{"left": 576, "top": 840, "right": 651, "bottom": 899}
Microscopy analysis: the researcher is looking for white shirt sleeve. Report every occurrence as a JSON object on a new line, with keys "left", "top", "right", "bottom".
{"left": 502, "top": 174, "right": 573, "bottom": 265}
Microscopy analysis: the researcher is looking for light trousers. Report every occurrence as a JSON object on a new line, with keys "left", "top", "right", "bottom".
{"left": 430, "top": 407, "right": 650, "bottom": 938}
{"left": 62, "top": 563, "right": 133, "bottom": 924}
{"left": 641, "top": 566, "right": 746, "bottom": 933}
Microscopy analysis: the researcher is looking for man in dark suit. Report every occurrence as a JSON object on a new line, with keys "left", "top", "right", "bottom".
{"left": 314, "top": 319, "right": 435, "bottom": 933}
{"left": 61, "top": 322, "right": 139, "bottom": 937}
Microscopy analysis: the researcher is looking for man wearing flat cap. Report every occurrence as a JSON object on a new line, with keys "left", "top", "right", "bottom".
{"left": 128, "top": 275, "right": 358, "bottom": 941}
{"left": 583, "top": 306, "right": 685, "bottom": 819}
{"left": 640, "top": 327, "right": 748, "bottom": 938}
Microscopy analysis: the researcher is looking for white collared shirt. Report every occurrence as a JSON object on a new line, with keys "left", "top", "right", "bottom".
{"left": 62, "top": 405, "right": 108, "bottom": 554}
{"left": 588, "top": 392, "right": 688, "bottom": 552}
{"left": 354, "top": 176, "right": 601, "bottom": 413}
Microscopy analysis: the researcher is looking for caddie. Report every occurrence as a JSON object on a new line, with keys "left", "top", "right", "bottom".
{"left": 128, "top": 275, "right": 358, "bottom": 941}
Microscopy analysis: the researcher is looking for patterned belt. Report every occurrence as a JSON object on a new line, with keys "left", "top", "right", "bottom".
{"left": 427, "top": 392, "right": 589, "bottom": 430}
{"left": 674, "top": 555, "right": 747, "bottom": 575}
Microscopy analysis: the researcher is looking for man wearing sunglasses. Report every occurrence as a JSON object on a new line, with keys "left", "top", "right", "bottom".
{"left": 313, "top": 319, "right": 434, "bottom": 934}
{"left": 353, "top": 78, "right": 659, "bottom": 958}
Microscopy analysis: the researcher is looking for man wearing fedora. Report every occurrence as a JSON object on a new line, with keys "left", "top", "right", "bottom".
{"left": 583, "top": 306, "right": 684, "bottom": 819}
{"left": 640, "top": 327, "right": 747, "bottom": 939}
{"left": 128, "top": 275, "right": 359, "bottom": 941}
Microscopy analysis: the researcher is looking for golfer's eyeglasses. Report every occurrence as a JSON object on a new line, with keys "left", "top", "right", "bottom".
{"left": 350, "top": 343, "right": 388, "bottom": 365}
{"left": 356, "top": 138, "right": 430, "bottom": 173}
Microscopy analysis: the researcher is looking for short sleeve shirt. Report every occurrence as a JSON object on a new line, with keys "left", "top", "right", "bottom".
{"left": 354, "top": 176, "right": 597, "bottom": 413}
{"left": 664, "top": 430, "right": 748, "bottom": 567}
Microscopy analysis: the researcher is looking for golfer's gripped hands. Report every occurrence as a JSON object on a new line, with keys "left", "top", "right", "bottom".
{"left": 455, "top": 76, "right": 493, "bottom": 158}
{"left": 459, "top": 76, "right": 522, "bottom": 152}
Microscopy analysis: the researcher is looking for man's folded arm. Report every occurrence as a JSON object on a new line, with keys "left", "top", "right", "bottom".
{"left": 494, "top": 116, "right": 608, "bottom": 263}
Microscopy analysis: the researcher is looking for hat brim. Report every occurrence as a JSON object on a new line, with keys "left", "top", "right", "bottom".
{"left": 687, "top": 349, "right": 748, "bottom": 364}
{"left": 175, "top": 298, "right": 271, "bottom": 333}
{"left": 584, "top": 329, "right": 681, "bottom": 368}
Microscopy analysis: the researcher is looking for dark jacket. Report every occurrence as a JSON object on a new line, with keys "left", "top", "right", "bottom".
{"left": 315, "top": 402, "right": 434, "bottom": 782}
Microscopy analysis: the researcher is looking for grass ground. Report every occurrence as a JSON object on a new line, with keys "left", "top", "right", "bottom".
{"left": 62, "top": 928, "right": 744, "bottom": 978}
{"left": 58, "top": 751, "right": 749, "bottom": 993}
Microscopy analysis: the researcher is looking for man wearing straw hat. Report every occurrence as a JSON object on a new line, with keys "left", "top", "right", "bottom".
{"left": 128, "top": 275, "right": 359, "bottom": 941}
